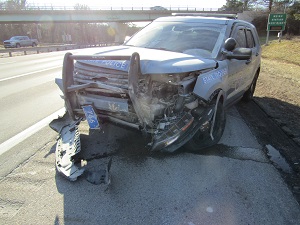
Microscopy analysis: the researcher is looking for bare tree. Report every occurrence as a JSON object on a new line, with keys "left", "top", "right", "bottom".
{"left": 4, "top": 0, "right": 27, "bottom": 10}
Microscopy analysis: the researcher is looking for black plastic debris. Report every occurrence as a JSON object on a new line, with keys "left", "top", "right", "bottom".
{"left": 85, "top": 158, "right": 112, "bottom": 185}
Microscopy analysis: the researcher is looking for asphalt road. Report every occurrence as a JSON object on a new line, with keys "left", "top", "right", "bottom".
{"left": 0, "top": 48, "right": 100, "bottom": 146}
{"left": 0, "top": 52, "right": 64, "bottom": 144}
{"left": 0, "top": 51, "right": 299, "bottom": 224}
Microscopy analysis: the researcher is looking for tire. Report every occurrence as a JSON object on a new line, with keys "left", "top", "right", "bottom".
{"left": 242, "top": 72, "right": 259, "bottom": 102}
{"left": 32, "top": 42, "right": 37, "bottom": 47}
{"left": 185, "top": 100, "right": 226, "bottom": 152}
{"left": 16, "top": 43, "right": 21, "bottom": 48}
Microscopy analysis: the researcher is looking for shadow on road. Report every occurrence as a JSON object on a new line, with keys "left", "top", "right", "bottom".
{"left": 237, "top": 97, "right": 300, "bottom": 204}
{"left": 50, "top": 97, "right": 300, "bottom": 224}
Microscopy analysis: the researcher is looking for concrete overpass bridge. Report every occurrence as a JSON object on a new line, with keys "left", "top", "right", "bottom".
{"left": 0, "top": 7, "right": 226, "bottom": 43}
{"left": 0, "top": 8, "right": 221, "bottom": 23}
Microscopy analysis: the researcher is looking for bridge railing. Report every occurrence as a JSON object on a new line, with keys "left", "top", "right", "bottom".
{"left": 0, "top": 43, "right": 119, "bottom": 57}
{"left": 0, "top": 5, "right": 219, "bottom": 11}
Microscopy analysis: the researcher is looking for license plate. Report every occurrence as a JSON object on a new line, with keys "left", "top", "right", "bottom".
{"left": 82, "top": 105, "right": 100, "bottom": 129}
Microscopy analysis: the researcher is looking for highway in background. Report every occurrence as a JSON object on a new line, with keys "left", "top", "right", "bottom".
{"left": 0, "top": 48, "right": 101, "bottom": 147}
{"left": 0, "top": 52, "right": 64, "bottom": 145}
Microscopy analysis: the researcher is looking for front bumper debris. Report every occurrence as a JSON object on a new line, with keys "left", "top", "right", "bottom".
{"left": 151, "top": 106, "right": 214, "bottom": 152}
{"left": 55, "top": 120, "right": 84, "bottom": 181}
{"left": 55, "top": 118, "right": 112, "bottom": 184}
{"left": 86, "top": 158, "right": 112, "bottom": 185}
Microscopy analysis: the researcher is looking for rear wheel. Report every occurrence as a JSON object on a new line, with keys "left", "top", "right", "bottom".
{"left": 32, "top": 42, "right": 37, "bottom": 47}
{"left": 242, "top": 72, "right": 259, "bottom": 102}
{"left": 185, "top": 100, "right": 226, "bottom": 152}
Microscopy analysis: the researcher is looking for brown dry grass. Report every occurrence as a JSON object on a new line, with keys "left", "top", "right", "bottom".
{"left": 255, "top": 38, "right": 300, "bottom": 144}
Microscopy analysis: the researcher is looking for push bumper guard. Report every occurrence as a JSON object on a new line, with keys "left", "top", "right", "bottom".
{"left": 58, "top": 52, "right": 140, "bottom": 122}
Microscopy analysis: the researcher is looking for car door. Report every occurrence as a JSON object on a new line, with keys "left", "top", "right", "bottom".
{"left": 23, "top": 37, "right": 30, "bottom": 46}
{"left": 225, "top": 25, "right": 253, "bottom": 104}
{"left": 244, "top": 27, "right": 261, "bottom": 87}
{"left": 19, "top": 37, "right": 25, "bottom": 47}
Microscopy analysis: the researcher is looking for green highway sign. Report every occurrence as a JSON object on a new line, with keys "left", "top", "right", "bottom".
{"left": 267, "top": 13, "right": 287, "bottom": 31}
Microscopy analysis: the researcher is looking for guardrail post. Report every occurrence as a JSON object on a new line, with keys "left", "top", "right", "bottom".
{"left": 24, "top": 51, "right": 27, "bottom": 55}
{"left": 9, "top": 52, "right": 12, "bottom": 57}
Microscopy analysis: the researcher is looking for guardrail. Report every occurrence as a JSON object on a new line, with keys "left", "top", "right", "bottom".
{"left": 0, "top": 43, "right": 119, "bottom": 57}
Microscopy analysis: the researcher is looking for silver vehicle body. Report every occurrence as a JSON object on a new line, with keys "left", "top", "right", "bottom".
{"left": 55, "top": 15, "right": 261, "bottom": 181}
{"left": 3, "top": 36, "right": 38, "bottom": 48}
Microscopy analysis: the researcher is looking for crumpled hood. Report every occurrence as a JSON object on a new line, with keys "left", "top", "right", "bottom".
{"left": 78, "top": 46, "right": 217, "bottom": 74}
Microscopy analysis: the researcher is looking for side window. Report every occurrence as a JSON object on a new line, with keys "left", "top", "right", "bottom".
{"left": 246, "top": 30, "right": 255, "bottom": 48}
{"left": 235, "top": 29, "right": 247, "bottom": 48}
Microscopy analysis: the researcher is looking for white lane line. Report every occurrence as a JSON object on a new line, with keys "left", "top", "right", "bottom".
{"left": 0, "top": 65, "right": 61, "bottom": 82}
{"left": 0, "top": 108, "right": 65, "bottom": 156}
{"left": 0, "top": 61, "right": 17, "bottom": 65}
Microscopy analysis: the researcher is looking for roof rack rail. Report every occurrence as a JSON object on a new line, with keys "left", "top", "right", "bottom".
{"left": 172, "top": 13, "right": 237, "bottom": 19}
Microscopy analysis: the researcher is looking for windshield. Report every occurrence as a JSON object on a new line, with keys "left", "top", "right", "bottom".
{"left": 124, "top": 21, "right": 226, "bottom": 58}
{"left": 10, "top": 37, "right": 20, "bottom": 40}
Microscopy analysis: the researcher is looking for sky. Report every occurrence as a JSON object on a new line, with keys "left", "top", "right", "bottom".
{"left": 27, "top": 0, "right": 227, "bottom": 10}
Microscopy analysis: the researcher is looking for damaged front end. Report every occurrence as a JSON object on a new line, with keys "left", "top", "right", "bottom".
{"left": 55, "top": 51, "right": 217, "bottom": 180}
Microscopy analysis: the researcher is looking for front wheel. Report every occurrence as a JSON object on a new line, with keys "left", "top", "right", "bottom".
{"left": 242, "top": 72, "right": 259, "bottom": 102}
{"left": 16, "top": 43, "right": 21, "bottom": 48}
{"left": 185, "top": 100, "right": 226, "bottom": 152}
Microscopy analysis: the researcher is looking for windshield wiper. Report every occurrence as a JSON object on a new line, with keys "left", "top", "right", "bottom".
{"left": 145, "top": 46, "right": 171, "bottom": 51}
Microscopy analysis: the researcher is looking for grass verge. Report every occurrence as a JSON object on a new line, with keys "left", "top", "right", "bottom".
{"left": 255, "top": 37, "right": 300, "bottom": 145}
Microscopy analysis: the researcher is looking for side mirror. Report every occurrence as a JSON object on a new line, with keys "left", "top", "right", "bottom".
{"left": 223, "top": 38, "right": 252, "bottom": 60}
{"left": 227, "top": 48, "right": 252, "bottom": 60}
{"left": 224, "top": 38, "right": 237, "bottom": 51}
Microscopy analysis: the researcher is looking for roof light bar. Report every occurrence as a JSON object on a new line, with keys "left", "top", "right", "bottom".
{"left": 172, "top": 13, "right": 237, "bottom": 19}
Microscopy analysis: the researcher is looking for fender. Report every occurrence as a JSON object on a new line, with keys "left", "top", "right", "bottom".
{"left": 193, "top": 65, "right": 228, "bottom": 102}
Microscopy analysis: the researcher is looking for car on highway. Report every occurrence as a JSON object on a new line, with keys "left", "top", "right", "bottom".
{"left": 55, "top": 14, "right": 261, "bottom": 180}
{"left": 3, "top": 36, "right": 38, "bottom": 48}
{"left": 150, "top": 6, "right": 168, "bottom": 10}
